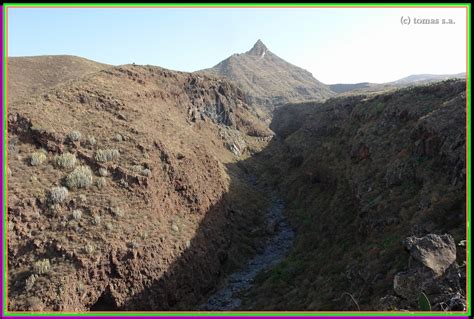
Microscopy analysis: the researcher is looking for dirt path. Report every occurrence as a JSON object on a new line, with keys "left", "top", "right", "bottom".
{"left": 199, "top": 195, "right": 294, "bottom": 310}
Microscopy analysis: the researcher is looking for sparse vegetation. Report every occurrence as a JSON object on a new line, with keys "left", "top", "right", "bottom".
{"left": 47, "top": 186, "right": 69, "bottom": 204}
{"left": 171, "top": 223, "right": 179, "bottom": 233}
{"left": 139, "top": 231, "right": 148, "bottom": 240}
{"left": 72, "top": 209, "right": 82, "bottom": 221}
{"left": 65, "top": 165, "right": 93, "bottom": 189}
{"left": 94, "top": 149, "right": 120, "bottom": 162}
{"left": 30, "top": 151, "right": 47, "bottom": 166}
{"left": 54, "top": 152, "right": 77, "bottom": 169}
{"left": 130, "top": 165, "right": 152, "bottom": 177}
{"left": 114, "top": 133, "right": 123, "bottom": 142}
{"left": 96, "top": 177, "right": 107, "bottom": 189}
{"left": 128, "top": 241, "right": 140, "bottom": 249}
{"left": 85, "top": 135, "right": 96, "bottom": 147}
{"left": 92, "top": 215, "right": 101, "bottom": 225}
{"left": 119, "top": 178, "right": 129, "bottom": 188}
{"left": 25, "top": 274, "right": 37, "bottom": 291}
{"left": 98, "top": 167, "right": 108, "bottom": 177}
{"left": 84, "top": 244, "right": 95, "bottom": 254}
{"left": 67, "top": 130, "right": 82, "bottom": 142}
{"left": 33, "top": 259, "right": 50, "bottom": 275}
{"left": 77, "top": 194, "right": 87, "bottom": 203}
{"left": 111, "top": 207, "right": 124, "bottom": 218}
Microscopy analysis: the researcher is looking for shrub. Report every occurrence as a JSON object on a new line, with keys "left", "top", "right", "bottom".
{"left": 105, "top": 222, "right": 113, "bottom": 231}
{"left": 72, "top": 209, "right": 82, "bottom": 221}
{"left": 128, "top": 241, "right": 140, "bottom": 249}
{"left": 114, "top": 134, "right": 123, "bottom": 142}
{"left": 98, "top": 167, "right": 108, "bottom": 177}
{"left": 111, "top": 207, "right": 124, "bottom": 218}
{"left": 47, "top": 186, "right": 69, "bottom": 204}
{"left": 142, "top": 168, "right": 152, "bottom": 177}
{"left": 30, "top": 151, "right": 47, "bottom": 166}
{"left": 25, "top": 274, "right": 37, "bottom": 291}
{"left": 119, "top": 178, "right": 129, "bottom": 188}
{"left": 92, "top": 215, "right": 101, "bottom": 225}
{"left": 84, "top": 244, "right": 95, "bottom": 254}
{"left": 85, "top": 135, "right": 96, "bottom": 146}
{"left": 67, "top": 130, "right": 82, "bottom": 142}
{"left": 94, "top": 149, "right": 120, "bottom": 162}
{"left": 66, "top": 166, "right": 93, "bottom": 189}
{"left": 54, "top": 152, "right": 77, "bottom": 169}
{"left": 96, "top": 177, "right": 107, "bottom": 189}
{"left": 130, "top": 165, "right": 151, "bottom": 177}
{"left": 33, "top": 259, "right": 50, "bottom": 275}
{"left": 77, "top": 194, "right": 87, "bottom": 203}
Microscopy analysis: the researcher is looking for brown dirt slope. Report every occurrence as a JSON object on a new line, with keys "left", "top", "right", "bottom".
{"left": 8, "top": 55, "right": 110, "bottom": 103}
{"left": 7, "top": 64, "right": 273, "bottom": 311}
{"left": 243, "top": 80, "right": 467, "bottom": 311}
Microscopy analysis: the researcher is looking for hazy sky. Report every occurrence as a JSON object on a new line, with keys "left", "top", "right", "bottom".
{"left": 7, "top": 7, "right": 468, "bottom": 84}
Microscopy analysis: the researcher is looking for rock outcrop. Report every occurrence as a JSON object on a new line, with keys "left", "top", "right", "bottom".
{"left": 391, "top": 234, "right": 464, "bottom": 311}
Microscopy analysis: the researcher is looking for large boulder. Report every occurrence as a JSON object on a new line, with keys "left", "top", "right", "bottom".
{"left": 393, "top": 233, "right": 464, "bottom": 311}
{"left": 403, "top": 234, "right": 456, "bottom": 277}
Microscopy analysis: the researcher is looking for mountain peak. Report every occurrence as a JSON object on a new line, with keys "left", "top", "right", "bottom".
{"left": 247, "top": 39, "right": 268, "bottom": 56}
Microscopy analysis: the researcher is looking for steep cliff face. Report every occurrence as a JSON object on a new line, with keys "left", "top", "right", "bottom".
{"left": 244, "top": 80, "right": 467, "bottom": 310}
{"left": 7, "top": 64, "right": 272, "bottom": 311}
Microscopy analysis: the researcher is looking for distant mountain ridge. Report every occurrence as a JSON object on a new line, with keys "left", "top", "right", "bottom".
{"left": 329, "top": 72, "right": 466, "bottom": 94}
{"left": 199, "top": 40, "right": 335, "bottom": 115}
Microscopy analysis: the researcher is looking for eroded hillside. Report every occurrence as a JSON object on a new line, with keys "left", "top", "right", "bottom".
{"left": 7, "top": 64, "right": 274, "bottom": 311}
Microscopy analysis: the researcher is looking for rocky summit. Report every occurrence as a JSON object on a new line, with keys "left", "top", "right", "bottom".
{"left": 199, "top": 40, "right": 335, "bottom": 118}
{"left": 6, "top": 42, "right": 467, "bottom": 313}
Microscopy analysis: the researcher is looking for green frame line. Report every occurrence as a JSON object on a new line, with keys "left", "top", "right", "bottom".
{"left": 1, "top": 2, "right": 471, "bottom": 318}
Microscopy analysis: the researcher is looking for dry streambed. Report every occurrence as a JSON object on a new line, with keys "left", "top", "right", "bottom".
{"left": 199, "top": 195, "right": 294, "bottom": 310}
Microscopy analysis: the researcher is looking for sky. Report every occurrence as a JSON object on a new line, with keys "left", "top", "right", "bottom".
{"left": 7, "top": 7, "right": 468, "bottom": 84}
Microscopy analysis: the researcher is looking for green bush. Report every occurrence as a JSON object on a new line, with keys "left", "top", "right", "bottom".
{"left": 84, "top": 244, "right": 95, "bottom": 254}
{"left": 72, "top": 209, "right": 82, "bottom": 221}
{"left": 48, "top": 186, "right": 69, "bottom": 204}
{"left": 96, "top": 177, "right": 107, "bottom": 189}
{"left": 92, "top": 215, "right": 101, "bottom": 225}
{"left": 30, "top": 151, "right": 47, "bottom": 166}
{"left": 33, "top": 259, "right": 50, "bottom": 275}
{"left": 66, "top": 166, "right": 93, "bottom": 189}
{"left": 25, "top": 274, "right": 37, "bottom": 291}
{"left": 131, "top": 165, "right": 152, "bottom": 177}
{"left": 54, "top": 152, "right": 77, "bottom": 169}
{"left": 94, "top": 149, "right": 120, "bottom": 162}
{"left": 85, "top": 135, "right": 96, "bottom": 146}
{"left": 98, "top": 167, "right": 108, "bottom": 177}
{"left": 67, "top": 130, "right": 82, "bottom": 142}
